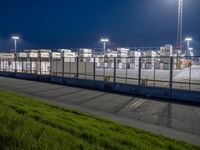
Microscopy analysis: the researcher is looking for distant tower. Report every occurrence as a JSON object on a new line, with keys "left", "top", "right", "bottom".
{"left": 177, "top": 0, "right": 183, "bottom": 50}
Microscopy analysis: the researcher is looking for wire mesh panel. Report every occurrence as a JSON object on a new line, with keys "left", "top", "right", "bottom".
{"left": 2, "top": 58, "right": 15, "bottom": 72}
{"left": 78, "top": 57, "right": 87, "bottom": 79}
{"left": 71, "top": 57, "right": 78, "bottom": 79}
{"left": 173, "top": 56, "right": 190, "bottom": 90}
{"left": 140, "top": 57, "right": 156, "bottom": 87}
{"left": 104, "top": 57, "right": 114, "bottom": 83}
{"left": 95, "top": 57, "right": 105, "bottom": 81}
{"left": 40, "top": 58, "right": 50, "bottom": 75}
{"left": 190, "top": 56, "right": 200, "bottom": 92}
{"left": 154, "top": 57, "right": 170, "bottom": 88}
{"left": 51, "top": 58, "right": 60, "bottom": 76}
{"left": 63, "top": 57, "right": 72, "bottom": 78}
{"left": 85, "top": 57, "right": 94, "bottom": 80}
{"left": 0, "top": 57, "right": 2, "bottom": 71}
{"left": 22, "top": 57, "right": 29, "bottom": 73}
{"left": 127, "top": 57, "right": 139, "bottom": 85}
{"left": 115, "top": 57, "right": 128, "bottom": 84}
{"left": 15, "top": 57, "right": 22, "bottom": 73}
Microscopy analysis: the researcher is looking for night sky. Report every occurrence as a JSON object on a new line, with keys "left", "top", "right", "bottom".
{"left": 0, "top": 0, "right": 199, "bottom": 52}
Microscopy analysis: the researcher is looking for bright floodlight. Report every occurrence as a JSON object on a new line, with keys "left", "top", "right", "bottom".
{"left": 185, "top": 37, "right": 192, "bottom": 41}
{"left": 12, "top": 36, "right": 20, "bottom": 40}
{"left": 101, "top": 38, "right": 109, "bottom": 42}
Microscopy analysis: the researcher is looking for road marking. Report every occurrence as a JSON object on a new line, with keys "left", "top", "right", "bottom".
{"left": 134, "top": 100, "right": 146, "bottom": 108}
{"left": 130, "top": 99, "right": 145, "bottom": 108}
{"left": 129, "top": 99, "right": 142, "bottom": 108}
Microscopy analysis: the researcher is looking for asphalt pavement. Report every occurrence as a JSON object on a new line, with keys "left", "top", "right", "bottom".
{"left": 0, "top": 76, "right": 200, "bottom": 146}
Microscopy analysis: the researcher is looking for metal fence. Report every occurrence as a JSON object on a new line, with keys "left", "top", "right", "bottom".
{"left": 0, "top": 56, "right": 200, "bottom": 94}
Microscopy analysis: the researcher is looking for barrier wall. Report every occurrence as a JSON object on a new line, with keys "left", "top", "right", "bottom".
{"left": 0, "top": 71, "right": 200, "bottom": 103}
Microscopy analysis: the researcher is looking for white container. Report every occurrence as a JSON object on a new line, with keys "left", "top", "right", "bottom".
{"left": 17, "top": 53, "right": 27, "bottom": 58}
{"left": 117, "top": 63, "right": 122, "bottom": 69}
{"left": 51, "top": 52, "right": 61, "bottom": 59}
{"left": 0, "top": 53, "right": 15, "bottom": 59}
{"left": 58, "top": 49, "right": 71, "bottom": 53}
{"left": 108, "top": 63, "right": 114, "bottom": 68}
{"left": 117, "top": 48, "right": 129, "bottom": 53}
{"left": 145, "top": 63, "right": 153, "bottom": 69}
{"left": 129, "top": 51, "right": 141, "bottom": 57}
{"left": 79, "top": 49, "right": 92, "bottom": 54}
{"left": 62, "top": 52, "right": 76, "bottom": 58}
{"left": 79, "top": 53, "right": 92, "bottom": 58}
{"left": 64, "top": 58, "right": 76, "bottom": 62}
{"left": 130, "top": 63, "right": 139, "bottom": 69}
{"left": 122, "top": 63, "right": 127, "bottom": 69}
{"left": 29, "top": 53, "right": 38, "bottom": 58}
{"left": 104, "top": 63, "right": 108, "bottom": 68}
{"left": 39, "top": 52, "right": 50, "bottom": 58}
{"left": 96, "top": 62, "right": 101, "bottom": 68}
{"left": 163, "top": 63, "right": 170, "bottom": 70}
{"left": 146, "top": 51, "right": 157, "bottom": 57}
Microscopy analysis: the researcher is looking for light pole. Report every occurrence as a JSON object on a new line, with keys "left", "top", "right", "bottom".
{"left": 100, "top": 38, "right": 109, "bottom": 55}
{"left": 12, "top": 36, "right": 20, "bottom": 53}
{"left": 185, "top": 37, "right": 192, "bottom": 56}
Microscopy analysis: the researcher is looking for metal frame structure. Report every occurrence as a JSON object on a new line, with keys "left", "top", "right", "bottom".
{"left": 177, "top": 0, "right": 183, "bottom": 50}
{"left": 0, "top": 55, "right": 200, "bottom": 102}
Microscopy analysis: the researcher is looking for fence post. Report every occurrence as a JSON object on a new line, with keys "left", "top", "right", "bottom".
{"left": 22, "top": 58, "right": 24, "bottom": 73}
{"left": 114, "top": 57, "right": 116, "bottom": 84}
{"left": 126, "top": 58, "right": 128, "bottom": 84}
{"left": 93, "top": 57, "right": 96, "bottom": 81}
{"left": 48, "top": 52, "right": 51, "bottom": 76}
{"left": 62, "top": 56, "right": 64, "bottom": 78}
{"left": 14, "top": 54, "right": 17, "bottom": 73}
{"left": 70, "top": 58, "right": 72, "bottom": 78}
{"left": 30, "top": 58, "right": 32, "bottom": 74}
{"left": 189, "top": 56, "right": 192, "bottom": 92}
{"left": 154, "top": 57, "right": 156, "bottom": 87}
{"left": 40, "top": 57, "right": 42, "bottom": 75}
{"left": 138, "top": 57, "right": 142, "bottom": 94}
{"left": 76, "top": 57, "right": 79, "bottom": 80}
{"left": 169, "top": 57, "right": 173, "bottom": 99}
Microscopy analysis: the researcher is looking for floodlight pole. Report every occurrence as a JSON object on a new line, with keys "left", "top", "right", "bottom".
{"left": 100, "top": 39, "right": 109, "bottom": 55}
{"left": 185, "top": 38, "right": 192, "bottom": 56}
{"left": 12, "top": 36, "right": 20, "bottom": 53}
{"left": 14, "top": 39, "right": 17, "bottom": 53}
{"left": 103, "top": 42, "right": 106, "bottom": 54}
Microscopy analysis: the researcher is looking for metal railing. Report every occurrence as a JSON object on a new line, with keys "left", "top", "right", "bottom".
{"left": 0, "top": 56, "right": 200, "bottom": 94}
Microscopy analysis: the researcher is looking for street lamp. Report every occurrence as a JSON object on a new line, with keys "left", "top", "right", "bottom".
{"left": 12, "top": 36, "right": 20, "bottom": 53}
{"left": 185, "top": 37, "right": 192, "bottom": 56}
{"left": 100, "top": 38, "right": 109, "bottom": 55}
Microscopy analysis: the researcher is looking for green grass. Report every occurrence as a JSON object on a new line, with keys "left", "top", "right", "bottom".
{"left": 0, "top": 91, "right": 199, "bottom": 150}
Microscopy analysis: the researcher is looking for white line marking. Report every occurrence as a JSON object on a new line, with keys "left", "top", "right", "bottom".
{"left": 129, "top": 99, "right": 142, "bottom": 108}
{"left": 134, "top": 100, "right": 146, "bottom": 109}
{"left": 130, "top": 99, "right": 145, "bottom": 108}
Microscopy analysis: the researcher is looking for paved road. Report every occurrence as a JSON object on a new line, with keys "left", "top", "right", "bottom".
{"left": 0, "top": 76, "right": 200, "bottom": 146}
